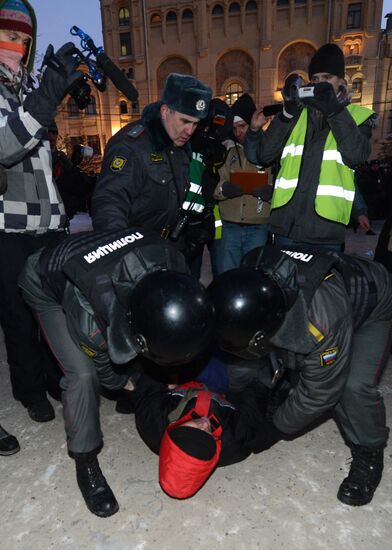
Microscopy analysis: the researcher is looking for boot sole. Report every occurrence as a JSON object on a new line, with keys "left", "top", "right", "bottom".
{"left": 0, "top": 445, "right": 20, "bottom": 456}
{"left": 337, "top": 492, "right": 373, "bottom": 506}
{"left": 86, "top": 501, "right": 119, "bottom": 518}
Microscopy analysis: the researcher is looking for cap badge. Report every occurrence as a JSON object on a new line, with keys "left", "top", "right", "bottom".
{"left": 196, "top": 99, "right": 206, "bottom": 112}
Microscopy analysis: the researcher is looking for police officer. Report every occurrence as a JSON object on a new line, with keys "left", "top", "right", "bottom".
{"left": 18, "top": 228, "right": 214, "bottom": 517}
{"left": 91, "top": 73, "right": 212, "bottom": 240}
{"left": 209, "top": 246, "right": 392, "bottom": 506}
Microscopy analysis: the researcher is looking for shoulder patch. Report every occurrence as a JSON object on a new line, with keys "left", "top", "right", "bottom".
{"left": 150, "top": 153, "right": 164, "bottom": 162}
{"left": 80, "top": 343, "right": 97, "bottom": 358}
{"left": 320, "top": 347, "right": 338, "bottom": 367}
{"left": 110, "top": 156, "right": 127, "bottom": 172}
{"left": 127, "top": 124, "right": 144, "bottom": 138}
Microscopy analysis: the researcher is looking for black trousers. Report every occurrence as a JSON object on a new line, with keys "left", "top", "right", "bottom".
{"left": 0, "top": 231, "right": 66, "bottom": 406}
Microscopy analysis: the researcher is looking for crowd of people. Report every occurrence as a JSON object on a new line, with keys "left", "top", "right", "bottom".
{"left": 1, "top": 0, "right": 392, "bottom": 521}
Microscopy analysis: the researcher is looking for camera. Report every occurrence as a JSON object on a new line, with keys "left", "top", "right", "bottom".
{"left": 297, "top": 86, "right": 315, "bottom": 99}
{"left": 283, "top": 74, "right": 315, "bottom": 104}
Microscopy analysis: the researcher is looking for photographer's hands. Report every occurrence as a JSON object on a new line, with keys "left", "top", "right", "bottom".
{"left": 281, "top": 74, "right": 303, "bottom": 119}
{"left": 306, "top": 81, "right": 344, "bottom": 117}
{"left": 24, "top": 43, "right": 85, "bottom": 126}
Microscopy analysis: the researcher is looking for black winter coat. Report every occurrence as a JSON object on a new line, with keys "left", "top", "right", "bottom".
{"left": 92, "top": 102, "right": 191, "bottom": 234}
{"left": 134, "top": 374, "right": 270, "bottom": 467}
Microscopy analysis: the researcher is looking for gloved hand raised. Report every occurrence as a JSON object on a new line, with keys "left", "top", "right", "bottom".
{"left": 24, "top": 42, "right": 85, "bottom": 126}
{"left": 307, "top": 81, "right": 344, "bottom": 118}
{"left": 221, "top": 181, "right": 243, "bottom": 198}
{"left": 281, "top": 74, "right": 303, "bottom": 119}
{"left": 252, "top": 186, "right": 273, "bottom": 201}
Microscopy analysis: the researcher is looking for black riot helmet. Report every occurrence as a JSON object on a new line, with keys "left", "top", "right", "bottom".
{"left": 129, "top": 270, "right": 214, "bottom": 366}
{"left": 208, "top": 268, "right": 287, "bottom": 359}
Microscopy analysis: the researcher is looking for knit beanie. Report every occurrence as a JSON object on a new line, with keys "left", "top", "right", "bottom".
{"left": 159, "top": 425, "right": 220, "bottom": 499}
{"left": 0, "top": 0, "right": 36, "bottom": 70}
{"left": 231, "top": 93, "right": 256, "bottom": 125}
{"left": 308, "top": 43, "right": 345, "bottom": 79}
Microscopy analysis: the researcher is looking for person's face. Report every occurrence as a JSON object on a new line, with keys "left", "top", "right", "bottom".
{"left": 181, "top": 416, "right": 212, "bottom": 434}
{"left": 0, "top": 29, "right": 30, "bottom": 50}
{"left": 309, "top": 72, "right": 344, "bottom": 95}
{"left": 160, "top": 105, "right": 200, "bottom": 146}
{"left": 233, "top": 120, "right": 249, "bottom": 145}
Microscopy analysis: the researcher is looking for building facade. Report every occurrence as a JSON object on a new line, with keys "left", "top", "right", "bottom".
{"left": 57, "top": 1, "right": 392, "bottom": 160}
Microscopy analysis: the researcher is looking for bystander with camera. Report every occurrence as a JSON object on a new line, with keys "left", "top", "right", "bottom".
{"left": 245, "top": 43, "right": 376, "bottom": 251}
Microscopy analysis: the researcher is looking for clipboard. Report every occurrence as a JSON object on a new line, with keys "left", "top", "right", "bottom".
{"left": 230, "top": 170, "right": 269, "bottom": 194}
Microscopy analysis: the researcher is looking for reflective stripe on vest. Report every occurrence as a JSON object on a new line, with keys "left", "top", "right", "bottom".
{"left": 272, "top": 104, "right": 374, "bottom": 224}
{"left": 214, "top": 204, "right": 222, "bottom": 240}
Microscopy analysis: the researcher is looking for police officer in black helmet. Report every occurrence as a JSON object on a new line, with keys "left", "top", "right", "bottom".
{"left": 209, "top": 245, "right": 392, "bottom": 507}
{"left": 18, "top": 228, "right": 214, "bottom": 517}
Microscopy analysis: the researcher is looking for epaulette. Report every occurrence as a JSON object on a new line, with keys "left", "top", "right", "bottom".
{"left": 127, "top": 124, "right": 145, "bottom": 139}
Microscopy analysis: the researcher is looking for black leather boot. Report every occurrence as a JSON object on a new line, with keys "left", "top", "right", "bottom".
{"left": 337, "top": 444, "right": 384, "bottom": 506}
{"left": 74, "top": 451, "right": 119, "bottom": 517}
{"left": 0, "top": 424, "right": 20, "bottom": 456}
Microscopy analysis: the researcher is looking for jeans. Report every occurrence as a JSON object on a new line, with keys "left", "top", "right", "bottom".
{"left": 220, "top": 221, "right": 270, "bottom": 273}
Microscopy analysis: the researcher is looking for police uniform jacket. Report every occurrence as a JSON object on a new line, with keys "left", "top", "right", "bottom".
{"left": 134, "top": 373, "right": 270, "bottom": 466}
{"left": 27, "top": 228, "right": 189, "bottom": 391}
{"left": 92, "top": 102, "right": 191, "bottom": 234}
{"left": 242, "top": 247, "right": 392, "bottom": 436}
{"left": 244, "top": 107, "right": 375, "bottom": 245}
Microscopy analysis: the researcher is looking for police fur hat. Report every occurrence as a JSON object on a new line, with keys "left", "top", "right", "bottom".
{"left": 231, "top": 93, "right": 256, "bottom": 125}
{"left": 161, "top": 73, "right": 212, "bottom": 119}
{"left": 308, "top": 43, "right": 345, "bottom": 79}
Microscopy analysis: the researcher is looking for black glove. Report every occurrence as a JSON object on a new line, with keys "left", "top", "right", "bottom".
{"left": 250, "top": 417, "right": 286, "bottom": 453}
{"left": 306, "top": 81, "right": 344, "bottom": 117}
{"left": 184, "top": 209, "right": 215, "bottom": 259}
{"left": 24, "top": 43, "right": 84, "bottom": 126}
{"left": 251, "top": 186, "right": 273, "bottom": 201}
{"left": 221, "top": 181, "right": 243, "bottom": 198}
{"left": 281, "top": 74, "right": 302, "bottom": 119}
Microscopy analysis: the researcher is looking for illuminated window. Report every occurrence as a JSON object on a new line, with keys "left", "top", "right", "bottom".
{"left": 120, "top": 33, "right": 132, "bottom": 56}
{"left": 119, "top": 7, "right": 130, "bottom": 27}
{"left": 352, "top": 78, "right": 362, "bottom": 94}
{"left": 347, "top": 3, "right": 362, "bottom": 29}
{"left": 225, "top": 82, "right": 244, "bottom": 106}
{"left": 150, "top": 13, "right": 161, "bottom": 24}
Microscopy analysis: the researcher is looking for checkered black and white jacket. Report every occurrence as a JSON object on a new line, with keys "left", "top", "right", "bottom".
{"left": 0, "top": 64, "right": 66, "bottom": 234}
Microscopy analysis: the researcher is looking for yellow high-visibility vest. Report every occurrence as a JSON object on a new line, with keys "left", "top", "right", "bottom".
{"left": 272, "top": 104, "right": 374, "bottom": 225}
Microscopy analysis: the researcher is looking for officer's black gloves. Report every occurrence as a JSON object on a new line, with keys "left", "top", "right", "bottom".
{"left": 306, "top": 81, "right": 344, "bottom": 118}
{"left": 184, "top": 208, "right": 215, "bottom": 259}
{"left": 221, "top": 181, "right": 243, "bottom": 198}
{"left": 24, "top": 42, "right": 84, "bottom": 127}
{"left": 251, "top": 186, "right": 273, "bottom": 201}
{"left": 281, "top": 74, "right": 303, "bottom": 119}
{"left": 252, "top": 418, "right": 286, "bottom": 452}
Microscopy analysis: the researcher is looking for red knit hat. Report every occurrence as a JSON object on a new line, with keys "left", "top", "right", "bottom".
{"left": 0, "top": 0, "right": 33, "bottom": 37}
{"left": 159, "top": 389, "right": 222, "bottom": 499}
